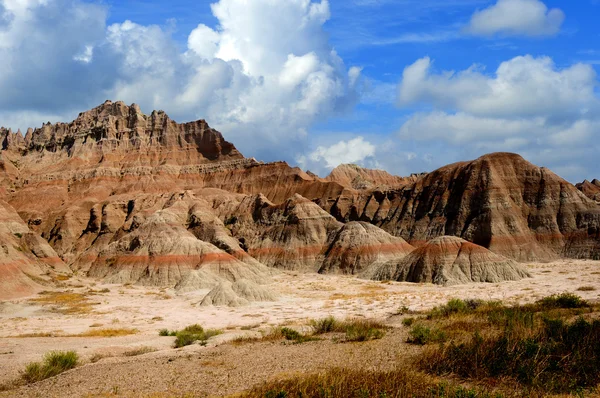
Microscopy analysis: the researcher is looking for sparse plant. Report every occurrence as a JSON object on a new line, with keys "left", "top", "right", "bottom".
{"left": 407, "top": 324, "right": 446, "bottom": 345}
{"left": 22, "top": 351, "right": 78, "bottom": 383}
{"left": 577, "top": 286, "right": 596, "bottom": 292}
{"left": 310, "top": 316, "right": 341, "bottom": 334}
{"left": 536, "top": 293, "right": 589, "bottom": 309}
{"left": 167, "top": 324, "right": 223, "bottom": 348}
{"left": 343, "top": 319, "right": 386, "bottom": 342}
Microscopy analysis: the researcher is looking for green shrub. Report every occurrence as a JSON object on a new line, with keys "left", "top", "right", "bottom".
{"left": 344, "top": 319, "right": 385, "bottom": 342}
{"left": 166, "top": 324, "right": 223, "bottom": 348}
{"left": 407, "top": 324, "right": 446, "bottom": 345}
{"left": 402, "top": 317, "right": 416, "bottom": 327}
{"left": 536, "top": 293, "right": 589, "bottom": 309}
{"left": 421, "top": 316, "right": 600, "bottom": 393}
{"left": 428, "top": 298, "right": 484, "bottom": 319}
{"left": 22, "top": 351, "right": 78, "bottom": 383}
{"left": 310, "top": 316, "right": 341, "bottom": 334}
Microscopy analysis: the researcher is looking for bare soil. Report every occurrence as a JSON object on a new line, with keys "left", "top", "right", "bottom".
{"left": 1, "top": 260, "right": 599, "bottom": 397}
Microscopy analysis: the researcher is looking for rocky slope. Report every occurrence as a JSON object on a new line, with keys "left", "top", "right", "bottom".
{"left": 1, "top": 103, "right": 599, "bottom": 301}
{"left": 321, "top": 153, "right": 600, "bottom": 262}
{"left": 577, "top": 179, "right": 600, "bottom": 202}
{"left": 0, "top": 199, "right": 70, "bottom": 299}
{"left": 368, "top": 236, "right": 530, "bottom": 285}
{"left": 325, "top": 164, "right": 419, "bottom": 190}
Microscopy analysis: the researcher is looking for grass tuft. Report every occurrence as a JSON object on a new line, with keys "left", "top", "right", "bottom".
{"left": 160, "top": 324, "right": 223, "bottom": 348}
{"left": 22, "top": 351, "right": 78, "bottom": 384}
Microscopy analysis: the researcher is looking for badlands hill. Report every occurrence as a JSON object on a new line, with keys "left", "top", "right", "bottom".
{"left": 577, "top": 179, "right": 600, "bottom": 202}
{"left": 1, "top": 101, "right": 598, "bottom": 299}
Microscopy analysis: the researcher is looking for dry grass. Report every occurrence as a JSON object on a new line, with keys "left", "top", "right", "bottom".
{"left": 22, "top": 351, "right": 78, "bottom": 384}
{"left": 30, "top": 291, "right": 96, "bottom": 315}
{"left": 13, "top": 328, "right": 138, "bottom": 338}
{"left": 238, "top": 367, "right": 515, "bottom": 398}
{"left": 73, "top": 328, "right": 139, "bottom": 338}
{"left": 409, "top": 295, "right": 600, "bottom": 395}
{"left": 122, "top": 346, "right": 157, "bottom": 357}
{"left": 577, "top": 286, "right": 597, "bottom": 292}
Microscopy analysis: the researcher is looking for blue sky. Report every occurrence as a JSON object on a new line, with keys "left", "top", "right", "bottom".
{"left": 1, "top": 0, "right": 599, "bottom": 181}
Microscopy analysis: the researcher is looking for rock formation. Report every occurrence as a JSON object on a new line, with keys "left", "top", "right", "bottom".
{"left": 577, "top": 179, "right": 600, "bottom": 202}
{"left": 319, "top": 222, "right": 414, "bottom": 275}
{"left": 1, "top": 103, "right": 599, "bottom": 301}
{"left": 325, "top": 164, "right": 418, "bottom": 190}
{"left": 320, "top": 153, "right": 600, "bottom": 262}
{"left": 0, "top": 199, "right": 70, "bottom": 299}
{"left": 369, "top": 236, "right": 530, "bottom": 285}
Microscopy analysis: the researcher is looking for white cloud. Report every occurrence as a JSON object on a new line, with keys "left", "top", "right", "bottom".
{"left": 396, "top": 55, "right": 600, "bottom": 182}
{"left": 465, "top": 0, "right": 564, "bottom": 37}
{"left": 297, "top": 136, "right": 377, "bottom": 173}
{"left": 398, "top": 55, "right": 599, "bottom": 119}
{"left": 0, "top": 0, "right": 360, "bottom": 163}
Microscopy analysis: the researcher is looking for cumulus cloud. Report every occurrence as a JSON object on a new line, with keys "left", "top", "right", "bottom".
{"left": 465, "top": 0, "right": 565, "bottom": 37}
{"left": 297, "top": 137, "right": 377, "bottom": 174}
{"left": 0, "top": 0, "right": 360, "bottom": 162}
{"left": 396, "top": 55, "right": 600, "bottom": 182}
{"left": 398, "top": 55, "right": 598, "bottom": 119}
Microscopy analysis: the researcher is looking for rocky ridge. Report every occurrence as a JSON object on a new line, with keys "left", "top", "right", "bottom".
{"left": 577, "top": 179, "right": 600, "bottom": 202}
{"left": 1, "top": 102, "right": 598, "bottom": 301}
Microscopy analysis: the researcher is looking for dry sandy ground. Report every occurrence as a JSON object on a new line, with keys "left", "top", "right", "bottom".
{"left": 0, "top": 260, "right": 599, "bottom": 397}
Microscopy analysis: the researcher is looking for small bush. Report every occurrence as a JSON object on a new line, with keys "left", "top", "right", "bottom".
{"left": 536, "top": 293, "right": 588, "bottom": 309}
{"left": 428, "top": 298, "right": 484, "bottom": 319}
{"left": 421, "top": 315, "right": 600, "bottom": 393}
{"left": 576, "top": 286, "right": 596, "bottom": 292}
{"left": 239, "top": 368, "right": 500, "bottom": 398}
{"left": 169, "top": 324, "right": 223, "bottom": 348}
{"left": 22, "top": 351, "right": 78, "bottom": 383}
{"left": 310, "top": 316, "right": 341, "bottom": 334}
{"left": 402, "top": 317, "right": 416, "bottom": 327}
{"left": 407, "top": 324, "right": 446, "bottom": 345}
{"left": 344, "top": 319, "right": 385, "bottom": 342}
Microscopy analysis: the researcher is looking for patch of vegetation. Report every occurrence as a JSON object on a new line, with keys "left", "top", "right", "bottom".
{"left": 73, "top": 328, "right": 138, "bottom": 338}
{"left": 416, "top": 294, "right": 600, "bottom": 394}
{"left": 536, "top": 293, "right": 589, "bottom": 309}
{"left": 343, "top": 319, "right": 386, "bottom": 342}
{"left": 310, "top": 316, "right": 342, "bottom": 334}
{"left": 309, "top": 317, "right": 387, "bottom": 342}
{"left": 577, "top": 286, "right": 597, "bottom": 292}
{"left": 22, "top": 351, "right": 78, "bottom": 384}
{"left": 30, "top": 291, "right": 95, "bottom": 315}
{"left": 402, "top": 317, "right": 416, "bottom": 327}
{"left": 123, "top": 346, "right": 157, "bottom": 357}
{"left": 160, "top": 324, "right": 223, "bottom": 348}
{"left": 13, "top": 232, "right": 23, "bottom": 239}
{"left": 407, "top": 324, "right": 447, "bottom": 345}
{"left": 427, "top": 298, "right": 487, "bottom": 319}
{"left": 239, "top": 368, "right": 502, "bottom": 398}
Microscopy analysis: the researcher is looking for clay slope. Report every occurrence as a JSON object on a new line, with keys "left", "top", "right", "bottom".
{"left": 323, "top": 153, "right": 600, "bottom": 262}
{"left": 319, "top": 222, "right": 414, "bottom": 275}
{"left": 369, "top": 236, "right": 530, "bottom": 286}
{"left": 325, "top": 164, "right": 418, "bottom": 190}
{"left": 0, "top": 199, "right": 70, "bottom": 299}
{"left": 224, "top": 194, "right": 343, "bottom": 271}
{"left": 577, "top": 179, "right": 600, "bottom": 202}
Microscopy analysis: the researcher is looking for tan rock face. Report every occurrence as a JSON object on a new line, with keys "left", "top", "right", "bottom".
{"left": 370, "top": 236, "right": 530, "bottom": 286}
{"left": 0, "top": 199, "right": 69, "bottom": 299}
{"left": 320, "top": 222, "right": 414, "bottom": 275}
{"left": 325, "top": 164, "right": 419, "bottom": 190}
{"left": 322, "top": 153, "right": 600, "bottom": 262}
{"left": 577, "top": 179, "right": 600, "bottom": 202}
